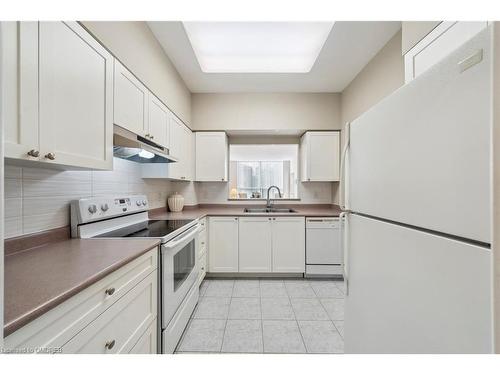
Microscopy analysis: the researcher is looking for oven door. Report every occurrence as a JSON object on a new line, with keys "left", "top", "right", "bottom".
{"left": 161, "top": 223, "right": 200, "bottom": 328}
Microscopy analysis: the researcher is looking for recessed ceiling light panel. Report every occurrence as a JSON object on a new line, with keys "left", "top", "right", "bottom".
{"left": 183, "top": 22, "right": 334, "bottom": 73}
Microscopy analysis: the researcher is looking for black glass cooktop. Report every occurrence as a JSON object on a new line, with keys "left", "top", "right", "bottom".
{"left": 96, "top": 219, "right": 194, "bottom": 238}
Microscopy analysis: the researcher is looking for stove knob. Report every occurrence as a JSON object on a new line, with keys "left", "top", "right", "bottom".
{"left": 88, "top": 204, "right": 97, "bottom": 214}
{"left": 136, "top": 200, "right": 141, "bottom": 206}
{"left": 101, "top": 203, "right": 109, "bottom": 212}
{"left": 142, "top": 200, "right": 147, "bottom": 206}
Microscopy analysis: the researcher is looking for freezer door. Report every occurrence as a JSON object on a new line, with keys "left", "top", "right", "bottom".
{"left": 349, "top": 28, "right": 491, "bottom": 243}
{"left": 344, "top": 214, "right": 492, "bottom": 353}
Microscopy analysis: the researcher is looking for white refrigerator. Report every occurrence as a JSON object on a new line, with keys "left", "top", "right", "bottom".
{"left": 341, "top": 27, "right": 493, "bottom": 353}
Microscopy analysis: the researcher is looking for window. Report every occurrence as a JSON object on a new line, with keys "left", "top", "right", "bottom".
{"left": 229, "top": 144, "right": 299, "bottom": 199}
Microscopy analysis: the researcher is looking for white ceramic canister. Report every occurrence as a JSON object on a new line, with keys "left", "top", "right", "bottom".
{"left": 167, "top": 192, "right": 185, "bottom": 212}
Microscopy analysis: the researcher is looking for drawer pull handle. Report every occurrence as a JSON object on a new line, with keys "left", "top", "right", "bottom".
{"left": 105, "top": 339, "right": 116, "bottom": 350}
{"left": 105, "top": 287, "right": 115, "bottom": 296}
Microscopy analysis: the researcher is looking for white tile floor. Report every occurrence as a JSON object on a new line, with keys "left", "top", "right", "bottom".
{"left": 175, "top": 278, "right": 345, "bottom": 354}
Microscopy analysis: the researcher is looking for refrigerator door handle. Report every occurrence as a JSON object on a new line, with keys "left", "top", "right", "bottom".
{"left": 339, "top": 122, "right": 351, "bottom": 211}
{"left": 339, "top": 211, "right": 349, "bottom": 296}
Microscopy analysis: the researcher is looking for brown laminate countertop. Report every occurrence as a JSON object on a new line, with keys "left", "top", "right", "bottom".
{"left": 4, "top": 238, "right": 160, "bottom": 337}
{"left": 150, "top": 204, "right": 342, "bottom": 220}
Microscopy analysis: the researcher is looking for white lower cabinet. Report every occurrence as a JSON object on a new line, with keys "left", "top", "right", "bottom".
{"left": 272, "top": 217, "right": 305, "bottom": 273}
{"left": 4, "top": 249, "right": 158, "bottom": 354}
{"left": 129, "top": 319, "right": 157, "bottom": 354}
{"left": 62, "top": 271, "right": 157, "bottom": 354}
{"left": 239, "top": 217, "right": 272, "bottom": 272}
{"left": 208, "top": 217, "right": 239, "bottom": 273}
{"left": 207, "top": 216, "right": 305, "bottom": 274}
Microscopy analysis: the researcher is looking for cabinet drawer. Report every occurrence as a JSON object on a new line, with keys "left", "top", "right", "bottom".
{"left": 129, "top": 318, "right": 157, "bottom": 354}
{"left": 62, "top": 271, "right": 157, "bottom": 354}
{"left": 5, "top": 249, "right": 158, "bottom": 350}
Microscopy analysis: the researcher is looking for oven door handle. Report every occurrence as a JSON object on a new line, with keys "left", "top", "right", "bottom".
{"left": 163, "top": 224, "right": 200, "bottom": 249}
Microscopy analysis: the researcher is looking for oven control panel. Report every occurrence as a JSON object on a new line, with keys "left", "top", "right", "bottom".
{"left": 71, "top": 195, "right": 149, "bottom": 224}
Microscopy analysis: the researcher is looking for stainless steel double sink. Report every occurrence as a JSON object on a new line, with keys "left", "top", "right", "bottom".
{"left": 243, "top": 207, "right": 297, "bottom": 213}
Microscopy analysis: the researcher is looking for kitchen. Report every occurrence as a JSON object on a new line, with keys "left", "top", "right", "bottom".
{"left": 1, "top": 4, "right": 500, "bottom": 369}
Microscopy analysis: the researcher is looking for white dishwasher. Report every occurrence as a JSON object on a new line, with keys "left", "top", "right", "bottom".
{"left": 305, "top": 217, "right": 343, "bottom": 277}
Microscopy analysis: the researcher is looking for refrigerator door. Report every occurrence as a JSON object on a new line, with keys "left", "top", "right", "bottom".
{"left": 344, "top": 214, "right": 492, "bottom": 353}
{"left": 349, "top": 28, "right": 491, "bottom": 243}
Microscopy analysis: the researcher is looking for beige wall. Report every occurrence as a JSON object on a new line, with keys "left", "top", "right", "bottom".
{"left": 191, "top": 93, "right": 341, "bottom": 131}
{"left": 340, "top": 30, "right": 404, "bottom": 125}
{"left": 401, "top": 21, "right": 441, "bottom": 55}
{"left": 81, "top": 21, "right": 192, "bottom": 126}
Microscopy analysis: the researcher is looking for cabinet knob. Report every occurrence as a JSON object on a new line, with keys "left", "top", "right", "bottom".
{"left": 105, "top": 339, "right": 116, "bottom": 350}
{"left": 105, "top": 287, "right": 115, "bottom": 296}
{"left": 44, "top": 152, "right": 56, "bottom": 160}
{"left": 27, "top": 149, "right": 40, "bottom": 157}
{"left": 145, "top": 133, "right": 150, "bottom": 138}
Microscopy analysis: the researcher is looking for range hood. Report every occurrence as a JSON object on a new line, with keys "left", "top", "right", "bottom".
{"left": 113, "top": 125, "right": 178, "bottom": 163}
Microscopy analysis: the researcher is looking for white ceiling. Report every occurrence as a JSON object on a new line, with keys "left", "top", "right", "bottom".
{"left": 148, "top": 21, "right": 401, "bottom": 93}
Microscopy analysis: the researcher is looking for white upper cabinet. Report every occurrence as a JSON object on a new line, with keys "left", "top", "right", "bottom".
{"left": 2, "top": 22, "right": 39, "bottom": 160}
{"left": 2, "top": 21, "right": 113, "bottom": 170}
{"left": 272, "top": 217, "right": 305, "bottom": 273}
{"left": 113, "top": 60, "right": 148, "bottom": 137}
{"left": 208, "top": 217, "right": 239, "bottom": 273}
{"left": 143, "top": 113, "right": 193, "bottom": 180}
{"left": 168, "top": 114, "right": 193, "bottom": 181}
{"left": 239, "top": 217, "right": 272, "bottom": 272}
{"left": 195, "top": 132, "right": 228, "bottom": 182}
{"left": 147, "top": 93, "right": 169, "bottom": 148}
{"left": 300, "top": 131, "right": 340, "bottom": 182}
{"left": 404, "top": 21, "right": 488, "bottom": 83}
{"left": 38, "top": 22, "right": 114, "bottom": 170}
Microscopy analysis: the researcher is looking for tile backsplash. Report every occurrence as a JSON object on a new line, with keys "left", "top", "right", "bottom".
{"left": 4, "top": 158, "right": 337, "bottom": 239}
{"left": 4, "top": 158, "right": 173, "bottom": 238}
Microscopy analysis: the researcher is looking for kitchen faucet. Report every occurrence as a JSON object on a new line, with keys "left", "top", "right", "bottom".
{"left": 266, "top": 185, "right": 282, "bottom": 209}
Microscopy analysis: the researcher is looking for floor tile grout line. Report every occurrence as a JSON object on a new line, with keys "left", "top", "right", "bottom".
{"left": 286, "top": 281, "right": 308, "bottom": 353}
{"left": 219, "top": 280, "right": 235, "bottom": 353}
{"left": 259, "top": 280, "right": 265, "bottom": 353}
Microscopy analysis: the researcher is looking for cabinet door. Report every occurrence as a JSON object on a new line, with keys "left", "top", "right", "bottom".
{"left": 272, "top": 217, "right": 305, "bottom": 273}
{"left": 239, "top": 217, "right": 272, "bottom": 272}
{"left": 305, "top": 132, "right": 340, "bottom": 181}
{"left": 62, "top": 271, "right": 157, "bottom": 354}
{"left": 208, "top": 217, "right": 239, "bottom": 273}
{"left": 1, "top": 22, "right": 39, "bottom": 160}
{"left": 114, "top": 59, "right": 148, "bottom": 136}
{"left": 148, "top": 94, "right": 169, "bottom": 148}
{"left": 129, "top": 319, "right": 157, "bottom": 354}
{"left": 168, "top": 115, "right": 192, "bottom": 181}
{"left": 195, "top": 132, "right": 228, "bottom": 182}
{"left": 38, "top": 21, "right": 113, "bottom": 170}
